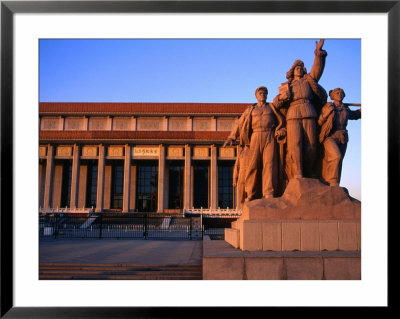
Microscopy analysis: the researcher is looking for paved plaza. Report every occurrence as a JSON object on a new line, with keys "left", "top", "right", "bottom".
{"left": 39, "top": 238, "right": 203, "bottom": 265}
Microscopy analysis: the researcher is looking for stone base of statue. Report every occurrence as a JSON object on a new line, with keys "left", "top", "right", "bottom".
{"left": 225, "top": 177, "right": 360, "bottom": 251}
{"left": 202, "top": 178, "right": 361, "bottom": 280}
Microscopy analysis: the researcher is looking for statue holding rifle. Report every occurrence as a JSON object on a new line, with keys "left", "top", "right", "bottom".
{"left": 318, "top": 88, "right": 361, "bottom": 186}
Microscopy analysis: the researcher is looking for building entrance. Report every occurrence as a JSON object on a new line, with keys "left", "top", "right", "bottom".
{"left": 218, "top": 161, "right": 234, "bottom": 208}
{"left": 193, "top": 162, "right": 209, "bottom": 208}
{"left": 81, "top": 159, "right": 98, "bottom": 208}
{"left": 136, "top": 161, "right": 158, "bottom": 212}
{"left": 110, "top": 161, "right": 124, "bottom": 209}
{"left": 168, "top": 161, "right": 184, "bottom": 209}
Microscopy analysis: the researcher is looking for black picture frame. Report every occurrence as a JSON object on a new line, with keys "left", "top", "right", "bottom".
{"left": 1, "top": 1, "right": 395, "bottom": 317}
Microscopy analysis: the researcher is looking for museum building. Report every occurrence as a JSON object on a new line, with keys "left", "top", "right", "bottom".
{"left": 39, "top": 102, "right": 247, "bottom": 215}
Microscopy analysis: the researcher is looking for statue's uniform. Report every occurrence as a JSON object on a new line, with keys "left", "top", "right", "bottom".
{"left": 318, "top": 102, "right": 361, "bottom": 186}
{"left": 286, "top": 78, "right": 319, "bottom": 177}
{"left": 227, "top": 99, "right": 284, "bottom": 200}
{"left": 245, "top": 104, "right": 278, "bottom": 198}
{"left": 233, "top": 146, "right": 249, "bottom": 208}
{"left": 274, "top": 49, "right": 327, "bottom": 178}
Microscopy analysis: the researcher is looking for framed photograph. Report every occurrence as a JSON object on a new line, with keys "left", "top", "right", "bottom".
{"left": 1, "top": 1, "right": 396, "bottom": 317}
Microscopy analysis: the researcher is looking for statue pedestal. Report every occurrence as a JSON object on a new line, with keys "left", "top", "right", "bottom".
{"left": 225, "top": 178, "right": 361, "bottom": 252}
{"left": 203, "top": 238, "right": 361, "bottom": 280}
{"left": 225, "top": 218, "right": 360, "bottom": 251}
{"left": 202, "top": 178, "right": 361, "bottom": 280}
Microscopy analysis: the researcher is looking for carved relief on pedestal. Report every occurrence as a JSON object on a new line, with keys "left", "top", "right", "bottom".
{"left": 219, "top": 147, "right": 235, "bottom": 158}
{"left": 39, "top": 146, "right": 47, "bottom": 157}
{"left": 193, "top": 117, "right": 211, "bottom": 131}
{"left": 82, "top": 146, "right": 98, "bottom": 157}
{"left": 89, "top": 117, "right": 107, "bottom": 130}
{"left": 217, "top": 117, "right": 236, "bottom": 131}
{"left": 41, "top": 117, "right": 59, "bottom": 130}
{"left": 193, "top": 147, "right": 210, "bottom": 158}
{"left": 57, "top": 146, "right": 72, "bottom": 157}
{"left": 169, "top": 117, "right": 187, "bottom": 131}
{"left": 113, "top": 117, "right": 131, "bottom": 130}
{"left": 108, "top": 146, "right": 124, "bottom": 157}
{"left": 167, "top": 146, "right": 184, "bottom": 157}
{"left": 65, "top": 117, "right": 83, "bottom": 130}
{"left": 137, "top": 117, "right": 162, "bottom": 131}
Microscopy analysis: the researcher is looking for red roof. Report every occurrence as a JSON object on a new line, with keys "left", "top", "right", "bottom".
{"left": 39, "top": 102, "right": 249, "bottom": 115}
{"left": 39, "top": 130, "right": 230, "bottom": 143}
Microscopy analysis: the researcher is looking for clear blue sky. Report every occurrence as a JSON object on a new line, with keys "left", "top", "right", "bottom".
{"left": 39, "top": 39, "right": 361, "bottom": 199}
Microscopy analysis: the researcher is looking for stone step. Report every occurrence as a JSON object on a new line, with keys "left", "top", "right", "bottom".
{"left": 40, "top": 263, "right": 201, "bottom": 268}
{"left": 40, "top": 270, "right": 202, "bottom": 276}
{"left": 39, "top": 263, "right": 203, "bottom": 280}
{"left": 39, "top": 266, "right": 202, "bottom": 272}
{"left": 39, "top": 274, "right": 202, "bottom": 280}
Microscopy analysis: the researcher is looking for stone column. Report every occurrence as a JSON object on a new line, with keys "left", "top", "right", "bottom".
{"left": 157, "top": 145, "right": 165, "bottom": 213}
{"left": 211, "top": 144, "right": 218, "bottom": 209}
{"left": 184, "top": 144, "right": 191, "bottom": 210}
{"left": 211, "top": 116, "right": 217, "bottom": 131}
{"left": 43, "top": 145, "right": 54, "bottom": 209}
{"left": 69, "top": 144, "right": 80, "bottom": 209}
{"left": 77, "top": 165, "right": 87, "bottom": 209}
{"left": 187, "top": 117, "right": 193, "bottom": 131}
{"left": 130, "top": 165, "right": 137, "bottom": 211}
{"left": 162, "top": 116, "right": 169, "bottom": 131}
{"left": 164, "top": 162, "right": 170, "bottom": 210}
{"left": 103, "top": 165, "right": 112, "bottom": 210}
{"left": 122, "top": 144, "right": 131, "bottom": 212}
{"left": 107, "top": 116, "right": 113, "bottom": 130}
{"left": 95, "top": 145, "right": 105, "bottom": 212}
{"left": 52, "top": 164, "right": 63, "bottom": 209}
{"left": 84, "top": 116, "right": 89, "bottom": 131}
{"left": 59, "top": 116, "right": 65, "bottom": 130}
{"left": 39, "top": 161, "right": 46, "bottom": 209}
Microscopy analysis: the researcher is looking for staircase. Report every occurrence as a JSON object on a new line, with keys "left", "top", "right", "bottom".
{"left": 79, "top": 217, "right": 97, "bottom": 229}
{"left": 39, "top": 263, "right": 202, "bottom": 280}
{"left": 160, "top": 217, "right": 172, "bottom": 230}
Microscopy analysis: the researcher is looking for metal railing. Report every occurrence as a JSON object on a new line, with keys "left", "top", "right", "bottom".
{"left": 39, "top": 213, "right": 235, "bottom": 240}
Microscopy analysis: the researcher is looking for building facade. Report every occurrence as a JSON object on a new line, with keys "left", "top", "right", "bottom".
{"left": 39, "top": 102, "right": 248, "bottom": 214}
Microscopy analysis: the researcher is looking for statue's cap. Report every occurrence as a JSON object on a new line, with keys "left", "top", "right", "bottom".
{"left": 286, "top": 60, "right": 306, "bottom": 79}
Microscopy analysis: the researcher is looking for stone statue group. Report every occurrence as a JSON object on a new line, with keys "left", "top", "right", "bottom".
{"left": 224, "top": 39, "right": 361, "bottom": 206}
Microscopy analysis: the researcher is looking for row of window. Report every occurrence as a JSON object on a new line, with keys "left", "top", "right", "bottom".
{"left": 43, "top": 160, "right": 234, "bottom": 212}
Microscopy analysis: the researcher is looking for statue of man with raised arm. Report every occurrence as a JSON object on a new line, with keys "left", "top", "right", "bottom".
{"left": 273, "top": 39, "right": 328, "bottom": 179}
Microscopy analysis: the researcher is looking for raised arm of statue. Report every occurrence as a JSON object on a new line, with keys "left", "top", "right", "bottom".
{"left": 309, "top": 39, "right": 327, "bottom": 82}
